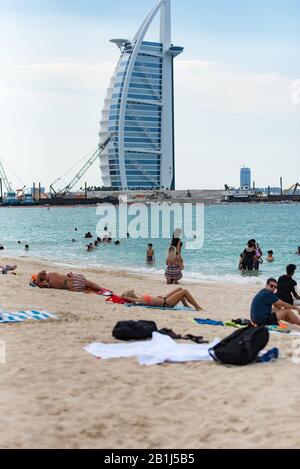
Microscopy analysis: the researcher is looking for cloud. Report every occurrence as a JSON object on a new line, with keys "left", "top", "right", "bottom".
{"left": 0, "top": 60, "right": 116, "bottom": 103}
{"left": 0, "top": 81, "right": 7, "bottom": 103}
{"left": 175, "top": 60, "right": 295, "bottom": 115}
{"left": 292, "top": 79, "right": 300, "bottom": 105}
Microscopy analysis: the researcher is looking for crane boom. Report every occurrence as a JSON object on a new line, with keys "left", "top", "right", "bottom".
{"left": 284, "top": 183, "right": 300, "bottom": 195}
{"left": 0, "top": 159, "right": 13, "bottom": 193}
{"left": 51, "top": 134, "right": 115, "bottom": 197}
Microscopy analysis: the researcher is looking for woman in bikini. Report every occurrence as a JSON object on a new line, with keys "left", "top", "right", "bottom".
{"left": 121, "top": 287, "right": 203, "bottom": 311}
{"left": 34, "top": 271, "right": 103, "bottom": 292}
{"left": 165, "top": 246, "right": 184, "bottom": 284}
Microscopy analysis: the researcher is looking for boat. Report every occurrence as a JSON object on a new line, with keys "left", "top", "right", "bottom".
{"left": 221, "top": 185, "right": 264, "bottom": 202}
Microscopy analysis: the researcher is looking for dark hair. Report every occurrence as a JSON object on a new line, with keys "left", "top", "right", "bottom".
{"left": 172, "top": 238, "right": 183, "bottom": 249}
{"left": 287, "top": 264, "right": 297, "bottom": 276}
{"left": 247, "top": 241, "right": 256, "bottom": 248}
{"left": 267, "top": 278, "right": 277, "bottom": 285}
{"left": 268, "top": 250, "right": 273, "bottom": 255}
{"left": 148, "top": 243, "right": 153, "bottom": 248}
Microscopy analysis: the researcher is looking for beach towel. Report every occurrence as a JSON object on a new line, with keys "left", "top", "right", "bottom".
{"left": 193, "top": 317, "right": 297, "bottom": 336}
{"left": 193, "top": 318, "right": 224, "bottom": 326}
{"left": 96, "top": 288, "right": 113, "bottom": 296}
{"left": 125, "top": 303, "right": 193, "bottom": 311}
{"left": 268, "top": 325, "right": 291, "bottom": 334}
{"left": 105, "top": 296, "right": 193, "bottom": 310}
{"left": 86, "top": 288, "right": 113, "bottom": 295}
{"left": 0, "top": 310, "right": 57, "bottom": 324}
{"left": 84, "top": 332, "right": 219, "bottom": 366}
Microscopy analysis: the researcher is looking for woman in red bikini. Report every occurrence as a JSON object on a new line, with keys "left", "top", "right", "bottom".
{"left": 121, "top": 287, "right": 203, "bottom": 311}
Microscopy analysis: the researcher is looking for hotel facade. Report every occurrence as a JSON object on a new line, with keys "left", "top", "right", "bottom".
{"left": 99, "top": 0, "right": 183, "bottom": 190}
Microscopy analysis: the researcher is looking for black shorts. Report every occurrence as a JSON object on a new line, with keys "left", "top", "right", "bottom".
{"left": 260, "top": 312, "right": 278, "bottom": 326}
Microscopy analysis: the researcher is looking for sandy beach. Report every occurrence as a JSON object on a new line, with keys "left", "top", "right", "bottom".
{"left": 1, "top": 255, "right": 300, "bottom": 449}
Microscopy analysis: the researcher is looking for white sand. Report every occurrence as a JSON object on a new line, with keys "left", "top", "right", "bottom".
{"left": 1, "top": 256, "right": 300, "bottom": 449}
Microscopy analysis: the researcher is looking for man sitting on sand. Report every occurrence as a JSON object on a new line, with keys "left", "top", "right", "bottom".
{"left": 121, "top": 287, "right": 203, "bottom": 311}
{"left": 277, "top": 264, "right": 300, "bottom": 305}
{"left": 250, "top": 278, "right": 300, "bottom": 327}
{"left": 33, "top": 271, "right": 103, "bottom": 293}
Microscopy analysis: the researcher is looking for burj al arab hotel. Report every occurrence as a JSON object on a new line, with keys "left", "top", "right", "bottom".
{"left": 99, "top": 0, "right": 183, "bottom": 190}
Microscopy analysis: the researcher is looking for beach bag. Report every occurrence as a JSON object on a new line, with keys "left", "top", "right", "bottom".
{"left": 112, "top": 321, "right": 207, "bottom": 343}
{"left": 209, "top": 326, "right": 269, "bottom": 366}
{"left": 113, "top": 320, "right": 158, "bottom": 340}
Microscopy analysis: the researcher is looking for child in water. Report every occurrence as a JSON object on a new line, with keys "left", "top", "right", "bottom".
{"left": 266, "top": 250, "right": 274, "bottom": 262}
{"left": 146, "top": 244, "right": 155, "bottom": 264}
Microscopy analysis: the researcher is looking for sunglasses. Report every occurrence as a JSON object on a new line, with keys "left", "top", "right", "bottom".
{"left": 269, "top": 284, "right": 277, "bottom": 289}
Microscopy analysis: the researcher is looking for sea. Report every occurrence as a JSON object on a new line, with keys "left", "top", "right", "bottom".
{"left": 0, "top": 203, "right": 299, "bottom": 285}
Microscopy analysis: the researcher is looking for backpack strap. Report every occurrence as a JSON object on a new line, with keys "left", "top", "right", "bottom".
{"left": 158, "top": 328, "right": 208, "bottom": 344}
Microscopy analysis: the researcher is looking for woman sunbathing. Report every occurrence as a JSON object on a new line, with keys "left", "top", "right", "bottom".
{"left": 33, "top": 271, "right": 103, "bottom": 293}
{"left": 121, "top": 287, "right": 203, "bottom": 311}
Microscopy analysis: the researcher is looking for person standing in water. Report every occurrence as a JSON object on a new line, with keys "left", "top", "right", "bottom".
{"left": 146, "top": 244, "right": 155, "bottom": 264}
{"left": 165, "top": 246, "right": 184, "bottom": 285}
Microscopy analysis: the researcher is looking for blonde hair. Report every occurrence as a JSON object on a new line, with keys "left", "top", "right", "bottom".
{"left": 121, "top": 290, "right": 137, "bottom": 299}
{"left": 167, "top": 246, "right": 177, "bottom": 263}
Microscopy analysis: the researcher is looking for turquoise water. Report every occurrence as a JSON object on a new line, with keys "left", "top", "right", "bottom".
{"left": 0, "top": 204, "right": 299, "bottom": 285}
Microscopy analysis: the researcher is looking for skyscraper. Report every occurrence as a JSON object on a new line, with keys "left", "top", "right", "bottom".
{"left": 240, "top": 167, "right": 251, "bottom": 188}
{"left": 99, "top": 0, "right": 183, "bottom": 190}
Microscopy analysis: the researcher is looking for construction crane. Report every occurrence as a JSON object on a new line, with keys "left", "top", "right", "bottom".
{"left": 284, "top": 183, "right": 300, "bottom": 195}
{"left": 50, "top": 133, "right": 115, "bottom": 197}
{"left": 0, "top": 159, "right": 13, "bottom": 193}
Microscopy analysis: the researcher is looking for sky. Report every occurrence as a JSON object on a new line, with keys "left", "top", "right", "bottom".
{"left": 0, "top": 0, "right": 299, "bottom": 191}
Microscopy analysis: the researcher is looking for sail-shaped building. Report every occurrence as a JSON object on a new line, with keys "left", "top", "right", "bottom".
{"left": 99, "top": 0, "right": 183, "bottom": 190}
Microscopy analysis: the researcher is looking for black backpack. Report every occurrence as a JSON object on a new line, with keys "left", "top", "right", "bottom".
{"left": 209, "top": 326, "right": 269, "bottom": 366}
{"left": 112, "top": 320, "right": 207, "bottom": 343}
{"left": 113, "top": 320, "right": 158, "bottom": 341}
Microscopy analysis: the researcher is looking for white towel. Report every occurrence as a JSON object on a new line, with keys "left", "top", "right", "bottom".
{"left": 84, "top": 332, "right": 219, "bottom": 366}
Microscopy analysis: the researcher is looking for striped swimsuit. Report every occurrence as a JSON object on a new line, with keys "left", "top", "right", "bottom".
{"left": 67, "top": 273, "right": 87, "bottom": 292}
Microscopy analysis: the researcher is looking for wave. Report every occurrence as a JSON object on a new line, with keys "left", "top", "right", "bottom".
{"left": 6, "top": 250, "right": 267, "bottom": 286}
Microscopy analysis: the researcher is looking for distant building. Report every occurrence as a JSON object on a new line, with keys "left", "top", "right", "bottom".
{"left": 240, "top": 167, "right": 251, "bottom": 188}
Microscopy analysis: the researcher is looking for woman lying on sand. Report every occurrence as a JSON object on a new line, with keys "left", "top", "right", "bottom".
{"left": 33, "top": 271, "right": 103, "bottom": 292}
{"left": 121, "top": 287, "right": 203, "bottom": 311}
